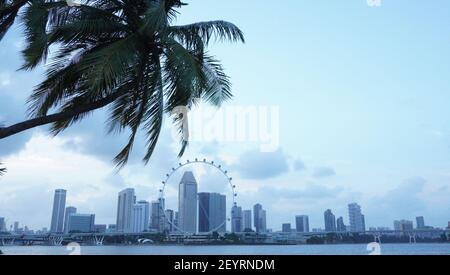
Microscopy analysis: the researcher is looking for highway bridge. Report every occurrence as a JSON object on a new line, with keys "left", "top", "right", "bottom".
{"left": 0, "top": 229, "right": 448, "bottom": 246}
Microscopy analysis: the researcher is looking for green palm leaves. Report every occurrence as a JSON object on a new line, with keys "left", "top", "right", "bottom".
{"left": 0, "top": 0, "right": 244, "bottom": 167}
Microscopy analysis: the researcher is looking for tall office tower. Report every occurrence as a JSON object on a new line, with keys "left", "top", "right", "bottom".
{"left": 0, "top": 217, "right": 5, "bottom": 232}
{"left": 178, "top": 171, "right": 198, "bottom": 233}
{"left": 416, "top": 216, "right": 425, "bottom": 229}
{"left": 336, "top": 216, "right": 346, "bottom": 232}
{"left": 198, "top": 193, "right": 226, "bottom": 233}
{"left": 150, "top": 199, "right": 165, "bottom": 232}
{"left": 50, "top": 189, "right": 67, "bottom": 233}
{"left": 13, "top": 221, "right": 19, "bottom": 232}
{"left": 243, "top": 210, "right": 252, "bottom": 231}
{"left": 324, "top": 209, "right": 337, "bottom": 232}
{"left": 348, "top": 203, "right": 366, "bottom": 232}
{"left": 253, "top": 204, "right": 262, "bottom": 232}
{"left": 67, "top": 214, "right": 95, "bottom": 233}
{"left": 165, "top": 209, "right": 175, "bottom": 232}
{"left": 295, "top": 215, "right": 310, "bottom": 232}
{"left": 64, "top": 206, "right": 77, "bottom": 233}
{"left": 116, "top": 188, "right": 135, "bottom": 233}
{"left": 260, "top": 210, "right": 267, "bottom": 232}
{"left": 132, "top": 200, "right": 150, "bottom": 233}
{"left": 282, "top": 223, "right": 292, "bottom": 233}
{"left": 231, "top": 204, "right": 243, "bottom": 233}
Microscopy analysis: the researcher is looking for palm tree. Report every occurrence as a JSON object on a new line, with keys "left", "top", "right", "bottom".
{"left": 0, "top": 0, "right": 244, "bottom": 166}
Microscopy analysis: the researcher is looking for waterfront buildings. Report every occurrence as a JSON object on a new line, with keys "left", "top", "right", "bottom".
{"left": 231, "top": 204, "right": 243, "bottom": 233}
{"left": 198, "top": 192, "right": 226, "bottom": 233}
{"left": 253, "top": 204, "right": 267, "bottom": 233}
{"left": 296, "top": 215, "right": 309, "bottom": 233}
{"left": 116, "top": 188, "right": 135, "bottom": 233}
{"left": 282, "top": 223, "right": 292, "bottom": 233}
{"left": 416, "top": 216, "right": 425, "bottom": 229}
{"left": 324, "top": 209, "right": 337, "bottom": 232}
{"left": 64, "top": 206, "right": 77, "bottom": 233}
{"left": 50, "top": 189, "right": 67, "bottom": 233}
{"left": 67, "top": 214, "right": 95, "bottom": 233}
{"left": 0, "top": 217, "right": 5, "bottom": 232}
{"left": 348, "top": 203, "right": 366, "bottom": 232}
{"left": 336, "top": 216, "right": 346, "bottom": 232}
{"left": 132, "top": 200, "right": 150, "bottom": 233}
{"left": 178, "top": 172, "right": 198, "bottom": 233}
{"left": 150, "top": 198, "right": 165, "bottom": 232}
{"left": 394, "top": 220, "right": 414, "bottom": 231}
{"left": 243, "top": 210, "right": 252, "bottom": 231}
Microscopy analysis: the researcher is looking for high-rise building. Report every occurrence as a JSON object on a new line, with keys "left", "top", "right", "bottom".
{"left": 447, "top": 221, "right": 450, "bottom": 229}
{"left": 50, "top": 189, "right": 67, "bottom": 233}
{"left": 243, "top": 210, "right": 252, "bottom": 231}
{"left": 253, "top": 204, "right": 267, "bottom": 233}
{"left": 324, "top": 209, "right": 337, "bottom": 232}
{"left": 231, "top": 204, "right": 243, "bottom": 233}
{"left": 64, "top": 206, "right": 77, "bottom": 233}
{"left": 165, "top": 209, "right": 175, "bottom": 232}
{"left": 348, "top": 203, "right": 365, "bottom": 232}
{"left": 67, "top": 214, "right": 95, "bottom": 233}
{"left": 416, "top": 216, "right": 425, "bottom": 229}
{"left": 173, "top": 211, "right": 179, "bottom": 232}
{"left": 394, "top": 220, "right": 414, "bottom": 231}
{"left": 198, "top": 192, "right": 226, "bottom": 233}
{"left": 178, "top": 171, "right": 198, "bottom": 233}
{"left": 296, "top": 215, "right": 309, "bottom": 233}
{"left": 150, "top": 198, "right": 165, "bottom": 232}
{"left": 336, "top": 216, "right": 346, "bottom": 232}
{"left": 13, "top": 221, "right": 19, "bottom": 233}
{"left": 0, "top": 217, "right": 5, "bottom": 232}
{"left": 282, "top": 223, "right": 292, "bottom": 233}
{"left": 132, "top": 200, "right": 150, "bottom": 233}
{"left": 116, "top": 188, "right": 135, "bottom": 233}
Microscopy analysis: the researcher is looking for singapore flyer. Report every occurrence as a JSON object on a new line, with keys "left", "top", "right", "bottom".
{"left": 158, "top": 158, "right": 238, "bottom": 235}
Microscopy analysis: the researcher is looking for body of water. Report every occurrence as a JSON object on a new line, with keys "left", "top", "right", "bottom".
{"left": 1, "top": 243, "right": 450, "bottom": 255}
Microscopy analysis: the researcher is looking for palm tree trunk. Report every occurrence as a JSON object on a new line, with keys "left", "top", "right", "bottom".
{"left": 0, "top": 90, "right": 127, "bottom": 139}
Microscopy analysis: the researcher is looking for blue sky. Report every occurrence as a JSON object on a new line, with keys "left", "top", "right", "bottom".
{"left": 1, "top": 0, "right": 450, "bottom": 231}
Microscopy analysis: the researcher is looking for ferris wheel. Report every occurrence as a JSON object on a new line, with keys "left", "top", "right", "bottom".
{"left": 158, "top": 158, "right": 238, "bottom": 234}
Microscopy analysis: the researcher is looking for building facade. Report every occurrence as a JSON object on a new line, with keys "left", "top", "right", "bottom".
{"left": 116, "top": 188, "right": 135, "bottom": 233}
{"left": 282, "top": 223, "right": 292, "bottom": 233}
{"left": 336, "top": 216, "right": 346, "bottom": 232}
{"left": 50, "top": 189, "right": 67, "bottom": 233}
{"left": 348, "top": 203, "right": 366, "bottom": 232}
{"left": 198, "top": 192, "right": 226, "bottom": 233}
{"left": 295, "top": 215, "right": 309, "bottom": 233}
{"left": 243, "top": 210, "right": 252, "bottom": 231}
{"left": 324, "top": 209, "right": 337, "bottom": 232}
{"left": 64, "top": 206, "right": 77, "bottom": 233}
{"left": 178, "top": 172, "right": 198, "bottom": 233}
{"left": 67, "top": 214, "right": 95, "bottom": 233}
{"left": 133, "top": 200, "right": 150, "bottom": 233}
{"left": 416, "top": 216, "right": 425, "bottom": 229}
{"left": 231, "top": 204, "right": 243, "bottom": 233}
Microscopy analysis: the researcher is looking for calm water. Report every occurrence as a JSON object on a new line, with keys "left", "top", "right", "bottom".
{"left": 1, "top": 243, "right": 450, "bottom": 255}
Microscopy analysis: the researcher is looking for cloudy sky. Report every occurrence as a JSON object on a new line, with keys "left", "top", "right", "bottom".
{"left": 1, "top": 0, "right": 450, "bottom": 231}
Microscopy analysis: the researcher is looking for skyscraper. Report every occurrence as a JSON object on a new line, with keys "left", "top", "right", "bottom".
{"left": 282, "top": 223, "right": 292, "bottom": 233}
{"left": 416, "top": 216, "right": 425, "bottom": 229}
{"left": 50, "top": 189, "right": 67, "bottom": 233}
{"left": 231, "top": 204, "right": 243, "bottom": 233}
{"left": 296, "top": 215, "right": 309, "bottom": 233}
{"left": 116, "top": 188, "right": 135, "bottom": 233}
{"left": 64, "top": 206, "right": 77, "bottom": 233}
{"left": 336, "top": 216, "right": 346, "bottom": 232}
{"left": 150, "top": 198, "right": 165, "bottom": 232}
{"left": 132, "top": 200, "right": 150, "bottom": 233}
{"left": 324, "top": 209, "right": 337, "bottom": 232}
{"left": 394, "top": 220, "right": 414, "bottom": 231}
{"left": 165, "top": 209, "right": 175, "bottom": 232}
{"left": 243, "top": 210, "right": 252, "bottom": 231}
{"left": 348, "top": 203, "right": 365, "bottom": 232}
{"left": 178, "top": 171, "right": 198, "bottom": 233}
{"left": 198, "top": 192, "right": 226, "bottom": 233}
{"left": 253, "top": 204, "right": 262, "bottom": 232}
